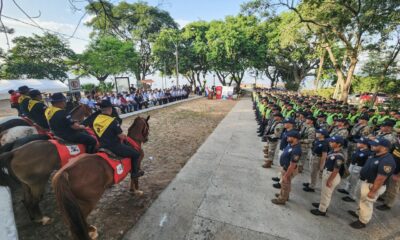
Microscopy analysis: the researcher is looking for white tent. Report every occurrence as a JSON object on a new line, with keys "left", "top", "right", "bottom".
{"left": 0, "top": 79, "right": 69, "bottom": 100}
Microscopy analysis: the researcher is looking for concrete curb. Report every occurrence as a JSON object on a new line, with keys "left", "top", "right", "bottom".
{"left": 119, "top": 96, "right": 203, "bottom": 119}
{"left": 0, "top": 186, "right": 18, "bottom": 240}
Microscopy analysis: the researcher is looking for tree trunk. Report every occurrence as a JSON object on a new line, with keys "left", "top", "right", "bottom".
{"left": 340, "top": 56, "right": 358, "bottom": 102}
{"left": 325, "top": 44, "right": 345, "bottom": 99}
{"left": 315, "top": 49, "right": 326, "bottom": 90}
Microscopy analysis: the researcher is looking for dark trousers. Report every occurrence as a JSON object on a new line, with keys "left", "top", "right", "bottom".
{"left": 107, "top": 143, "right": 140, "bottom": 178}
{"left": 61, "top": 132, "right": 97, "bottom": 153}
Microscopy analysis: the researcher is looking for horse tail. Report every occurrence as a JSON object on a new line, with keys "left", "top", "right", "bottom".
{"left": 0, "top": 151, "right": 16, "bottom": 186}
{"left": 53, "top": 170, "right": 90, "bottom": 240}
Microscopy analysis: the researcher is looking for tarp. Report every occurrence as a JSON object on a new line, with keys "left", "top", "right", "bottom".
{"left": 0, "top": 79, "right": 69, "bottom": 100}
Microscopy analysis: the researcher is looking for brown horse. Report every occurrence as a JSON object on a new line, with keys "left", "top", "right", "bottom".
{"left": 52, "top": 116, "right": 150, "bottom": 240}
{"left": 0, "top": 105, "right": 94, "bottom": 225}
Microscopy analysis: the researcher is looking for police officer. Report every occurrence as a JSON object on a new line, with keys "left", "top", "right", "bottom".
{"left": 271, "top": 130, "right": 302, "bottom": 205}
{"left": 303, "top": 128, "right": 329, "bottom": 192}
{"left": 17, "top": 85, "right": 31, "bottom": 116}
{"left": 348, "top": 138, "right": 396, "bottom": 229}
{"left": 376, "top": 135, "right": 400, "bottom": 211}
{"left": 316, "top": 114, "right": 329, "bottom": 130}
{"left": 373, "top": 120, "right": 397, "bottom": 146}
{"left": 348, "top": 115, "right": 371, "bottom": 157}
{"left": 272, "top": 118, "right": 296, "bottom": 188}
{"left": 311, "top": 136, "right": 346, "bottom": 216}
{"left": 338, "top": 137, "right": 372, "bottom": 202}
{"left": 93, "top": 100, "right": 144, "bottom": 180}
{"left": 262, "top": 113, "right": 284, "bottom": 168}
{"left": 298, "top": 115, "right": 316, "bottom": 173}
{"left": 45, "top": 92, "right": 97, "bottom": 153}
{"left": 27, "top": 89, "right": 49, "bottom": 129}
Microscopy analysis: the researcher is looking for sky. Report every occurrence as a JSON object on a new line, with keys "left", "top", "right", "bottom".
{"left": 0, "top": 0, "right": 294, "bottom": 88}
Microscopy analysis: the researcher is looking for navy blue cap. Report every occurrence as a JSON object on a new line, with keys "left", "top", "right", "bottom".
{"left": 306, "top": 115, "right": 316, "bottom": 122}
{"left": 316, "top": 128, "right": 329, "bottom": 138}
{"left": 50, "top": 92, "right": 66, "bottom": 102}
{"left": 381, "top": 120, "right": 395, "bottom": 127}
{"left": 327, "top": 136, "right": 345, "bottom": 145}
{"left": 97, "top": 99, "right": 113, "bottom": 108}
{"left": 283, "top": 118, "right": 296, "bottom": 124}
{"left": 355, "top": 137, "right": 369, "bottom": 145}
{"left": 286, "top": 130, "right": 301, "bottom": 139}
{"left": 18, "top": 85, "right": 30, "bottom": 94}
{"left": 369, "top": 138, "right": 392, "bottom": 149}
{"left": 273, "top": 113, "right": 283, "bottom": 118}
{"left": 359, "top": 115, "right": 369, "bottom": 121}
{"left": 29, "top": 89, "right": 41, "bottom": 97}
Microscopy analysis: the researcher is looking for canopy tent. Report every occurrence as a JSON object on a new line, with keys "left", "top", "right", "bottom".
{"left": 0, "top": 79, "right": 69, "bottom": 100}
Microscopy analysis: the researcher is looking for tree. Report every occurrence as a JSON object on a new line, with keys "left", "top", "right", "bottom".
{"left": 243, "top": 0, "right": 400, "bottom": 101}
{"left": 3, "top": 33, "right": 74, "bottom": 80}
{"left": 207, "top": 15, "right": 259, "bottom": 88}
{"left": 73, "top": 35, "right": 138, "bottom": 82}
{"left": 86, "top": 1, "right": 178, "bottom": 82}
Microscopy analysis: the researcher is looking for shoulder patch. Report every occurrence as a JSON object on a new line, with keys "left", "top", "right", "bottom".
{"left": 384, "top": 165, "right": 392, "bottom": 174}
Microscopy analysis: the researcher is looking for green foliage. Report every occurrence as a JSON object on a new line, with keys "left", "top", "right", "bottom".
{"left": 302, "top": 88, "right": 335, "bottom": 99}
{"left": 98, "top": 82, "right": 115, "bottom": 93}
{"left": 3, "top": 33, "right": 74, "bottom": 81}
{"left": 73, "top": 35, "right": 138, "bottom": 81}
{"left": 85, "top": 1, "right": 178, "bottom": 81}
{"left": 352, "top": 75, "right": 400, "bottom": 95}
{"left": 81, "top": 83, "right": 97, "bottom": 92}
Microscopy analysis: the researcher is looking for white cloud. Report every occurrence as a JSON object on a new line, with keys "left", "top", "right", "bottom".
{"left": 0, "top": 18, "right": 91, "bottom": 53}
{"left": 175, "top": 19, "right": 192, "bottom": 29}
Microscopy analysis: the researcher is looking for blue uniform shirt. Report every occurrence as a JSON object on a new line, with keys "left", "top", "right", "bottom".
{"left": 279, "top": 143, "right": 302, "bottom": 170}
{"left": 324, "top": 151, "right": 345, "bottom": 175}
{"left": 350, "top": 148, "right": 372, "bottom": 167}
{"left": 279, "top": 129, "right": 290, "bottom": 150}
{"left": 312, "top": 139, "right": 329, "bottom": 156}
{"left": 360, "top": 153, "right": 396, "bottom": 184}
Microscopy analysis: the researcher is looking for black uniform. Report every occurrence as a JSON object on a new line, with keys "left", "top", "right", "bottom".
{"left": 93, "top": 113, "right": 140, "bottom": 178}
{"left": 312, "top": 139, "right": 329, "bottom": 156}
{"left": 280, "top": 143, "right": 302, "bottom": 170}
{"left": 324, "top": 151, "right": 346, "bottom": 176}
{"left": 350, "top": 148, "right": 372, "bottom": 167}
{"left": 18, "top": 95, "right": 31, "bottom": 116}
{"left": 82, "top": 108, "right": 122, "bottom": 128}
{"left": 360, "top": 153, "right": 396, "bottom": 185}
{"left": 27, "top": 100, "right": 49, "bottom": 129}
{"left": 46, "top": 106, "right": 96, "bottom": 153}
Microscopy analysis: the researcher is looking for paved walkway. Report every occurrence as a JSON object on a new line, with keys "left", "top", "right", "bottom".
{"left": 123, "top": 98, "right": 400, "bottom": 240}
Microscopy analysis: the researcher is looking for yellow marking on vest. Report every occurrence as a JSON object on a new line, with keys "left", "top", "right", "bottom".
{"left": 45, "top": 106, "right": 62, "bottom": 121}
{"left": 93, "top": 114, "right": 115, "bottom": 137}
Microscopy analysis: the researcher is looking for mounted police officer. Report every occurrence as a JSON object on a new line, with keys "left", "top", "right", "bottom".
{"left": 348, "top": 138, "right": 396, "bottom": 229}
{"left": 45, "top": 92, "right": 97, "bottom": 153}
{"left": 271, "top": 130, "right": 302, "bottom": 205}
{"left": 27, "top": 89, "right": 49, "bottom": 129}
{"left": 311, "top": 136, "right": 346, "bottom": 216}
{"left": 17, "top": 85, "right": 31, "bottom": 116}
{"left": 93, "top": 100, "right": 144, "bottom": 179}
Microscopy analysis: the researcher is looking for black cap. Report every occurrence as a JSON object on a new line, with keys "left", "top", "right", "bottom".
{"left": 369, "top": 138, "right": 392, "bottom": 149}
{"left": 273, "top": 113, "right": 284, "bottom": 118}
{"left": 286, "top": 130, "right": 301, "bottom": 139}
{"left": 97, "top": 100, "right": 113, "bottom": 108}
{"left": 29, "top": 89, "right": 42, "bottom": 98}
{"left": 358, "top": 115, "right": 369, "bottom": 121}
{"left": 336, "top": 118, "right": 348, "bottom": 123}
{"left": 306, "top": 115, "right": 316, "bottom": 122}
{"left": 317, "top": 114, "right": 326, "bottom": 118}
{"left": 50, "top": 92, "right": 66, "bottom": 102}
{"left": 381, "top": 119, "right": 395, "bottom": 127}
{"left": 18, "top": 85, "right": 30, "bottom": 94}
{"left": 8, "top": 89, "right": 15, "bottom": 94}
{"left": 316, "top": 128, "right": 329, "bottom": 138}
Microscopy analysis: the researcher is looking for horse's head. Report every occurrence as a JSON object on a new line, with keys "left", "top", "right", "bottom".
{"left": 128, "top": 116, "right": 150, "bottom": 143}
{"left": 70, "top": 104, "right": 92, "bottom": 122}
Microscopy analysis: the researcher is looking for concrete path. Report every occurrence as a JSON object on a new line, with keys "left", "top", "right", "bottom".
{"left": 123, "top": 98, "right": 400, "bottom": 240}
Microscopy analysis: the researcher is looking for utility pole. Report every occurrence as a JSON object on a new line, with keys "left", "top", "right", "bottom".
{"left": 175, "top": 44, "right": 179, "bottom": 88}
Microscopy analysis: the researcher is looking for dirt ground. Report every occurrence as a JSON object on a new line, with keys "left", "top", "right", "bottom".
{"left": 0, "top": 99, "right": 18, "bottom": 118}
{"left": 11, "top": 97, "right": 237, "bottom": 240}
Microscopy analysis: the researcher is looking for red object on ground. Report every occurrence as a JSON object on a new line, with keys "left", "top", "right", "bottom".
{"left": 215, "top": 86, "right": 222, "bottom": 99}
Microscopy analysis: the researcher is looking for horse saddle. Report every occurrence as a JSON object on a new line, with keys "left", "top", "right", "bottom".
{"left": 98, "top": 148, "right": 125, "bottom": 160}
{"left": 49, "top": 139, "right": 86, "bottom": 167}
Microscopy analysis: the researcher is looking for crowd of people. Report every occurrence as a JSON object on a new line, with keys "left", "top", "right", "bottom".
{"left": 79, "top": 87, "right": 190, "bottom": 114}
{"left": 253, "top": 89, "right": 400, "bottom": 229}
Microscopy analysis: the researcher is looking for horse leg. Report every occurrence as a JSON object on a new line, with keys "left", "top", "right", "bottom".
{"left": 130, "top": 151, "right": 144, "bottom": 196}
{"left": 21, "top": 182, "right": 52, "bottom": 225}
